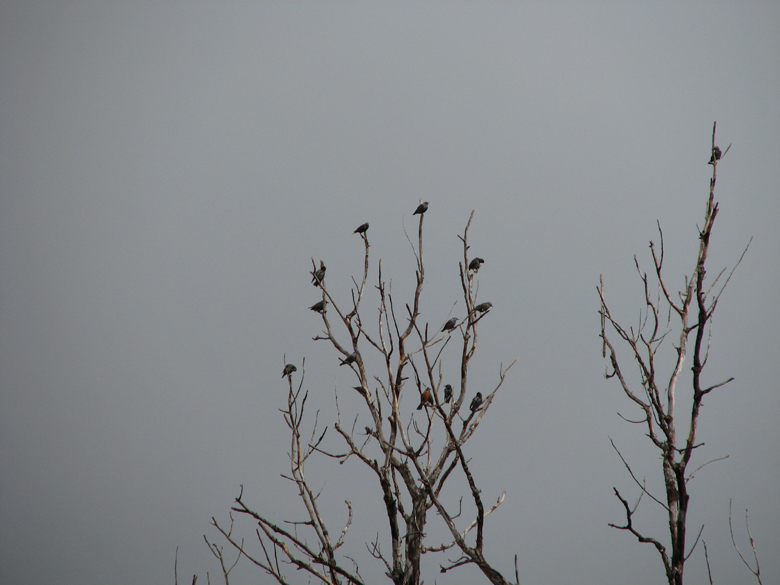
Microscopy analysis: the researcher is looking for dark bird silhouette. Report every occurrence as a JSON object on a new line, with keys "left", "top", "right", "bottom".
{"left": 309, "top": 299, "right": 326, "bottom": 313}
{"left": 340, "top": 353, "right": 358, "bottom": 366}
{"left": 354, "top": 222, "right": 369, "bottom": 234}
{"left": 353, "top": 386, "right": 368, "bottom": 397}
{"left": 443, "top": 384, "right": 453, "bottom": 404}
{"left": 282, "top": 364, "right": 297, "bottom": 378}
{"left": 468, "top": 257, "right": 485, "bottom": 272}
{"left": 474, "top": 302, "right": 492, "bottom": 313}
{"left": 441, "top": 318, "right": 457, "bottom": 332}
{"left": 312, "top": 261, "right": 326, "bottom": 286}
{"left": 469, "top": 392, "right": 483, "bottom": 412}
{"left": 413, "top": 201, "right": 429, "bottom": 215}
{"left": 709, "top": 146, "right": 722, "bottom": 164}
{"left": 417, "top": 388, "right": 434, "bottom": 410}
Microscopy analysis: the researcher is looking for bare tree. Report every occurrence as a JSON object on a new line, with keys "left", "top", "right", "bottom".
{"left": 597, "top": 123, "right": 750, "bottom": 585}
{"left": 210, "top": 209, "right": 518, "bottom": 585}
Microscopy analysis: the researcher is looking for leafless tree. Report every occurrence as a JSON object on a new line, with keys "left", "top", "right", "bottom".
{"left": 210, "top": 210, "right": 518, "bottom": 585}
{"left": 597, "top": 122, "right": 750, "bottom": 585}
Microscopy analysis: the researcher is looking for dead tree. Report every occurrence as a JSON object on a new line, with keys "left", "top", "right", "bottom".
{"left": 597, "top": 123, "right": 750, "bottom": 585}
{"left": 211, "top": 210, "right": 518, "bottom": 585}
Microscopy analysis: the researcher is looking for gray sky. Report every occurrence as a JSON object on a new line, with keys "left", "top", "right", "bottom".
{"left": 1, "top": 3, "right": 778, "bottom": 584}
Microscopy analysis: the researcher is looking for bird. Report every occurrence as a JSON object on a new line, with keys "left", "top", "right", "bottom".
{"left": 469, "top": 392, "right": 483, "bottom": 412}
{"left": 340, "top": 353, "right": 358, "bottom": 366}
{"left": 309, "top": 299, "right": 326, "bottom": 313}
{"left": 354, "top": 222, "right": 369, "bottom": 234}
{"left": 413, "top": 202, "right": 429, "bottom": 215}
{"left": 417, "top": 388, "right": 434, "bottom": 410}
{"left": 312, "top": 261, "right": 326, "bottom": 286}
{"left": 282, "top": 364, "right": 297, "bottom": 378}
{"left": 441, "top": 318, "right": 457, "bottom": 332}
{"left": 443, "top": 384, "right": 453, "bottom": 404}
{"left": 473, "top": 302, "right": 492, "bottom": 313}
{"left": 709, "top": 146, "right": 722, "bottom": 164}
{"left": 468, "top": 257, "right": 485, "bottom": 272}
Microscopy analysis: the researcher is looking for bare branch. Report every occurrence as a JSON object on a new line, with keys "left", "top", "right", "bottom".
{"left": 609, "top": 438, "right": 668, "bottom": 510}
{"left": 685, "top": 454, "right": 729, "bottom": 483}
{"left": 609, "top": 488, "right": 674, "bottom": 583}
{"left": 703, "top": 540, "right": 714, "bottom": 585}
{"left": 729, "top": 500, "right": 764, "bottom": 585}
{"left": 683, "top": 523, "right": 704, "bottom": 561}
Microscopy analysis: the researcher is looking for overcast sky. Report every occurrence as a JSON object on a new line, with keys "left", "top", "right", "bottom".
{"left": 1, "top": 3, "right": 778, "bottom": 585}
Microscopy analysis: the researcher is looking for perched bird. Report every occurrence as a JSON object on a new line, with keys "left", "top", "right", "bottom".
{"left": 312, "top": 261, "right": 326, "bottom": 286}
{"left": 474, "top": 302, "right": 493, "bottom": 313}
{"left": 413, "top": 201, "right": 429, "bottom": 215}
{"left": 469, "top": 392, "right": 483, "bottom": 412}
{"left": 340, "top": 353, "right": 358, "bottom": 366}
{"left": 354, "top": 222, "right": 369, "bottom": 234}
{"left": 443, "top": 384, "right": 453, "bottom": 404}
{"left": 441, "top": 318, "right": 458, "bottom": 332}
{"left": 468, "top": 257, "right": 485, "bottom": 272}
{"left": 309, "top": 299, "right": 327, "bottom": 313}
{"left": 417, "top": 388, "right": 434, "bottom": 410}
{"left": 709, "top": 146, "right": 722, "bottom": 164}
{"left": 353, "top": 385, "right": 368, "bottom": 397}
{"left": 282, "top": 364, "right": 297, "bottom": 378}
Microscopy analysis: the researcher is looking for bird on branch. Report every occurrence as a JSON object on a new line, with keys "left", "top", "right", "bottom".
{"left": 354, "top": 222, "right": 369, "bottom": 234}
{"left": 417, "top": 388, "right": 434, "bottom": 410}
{"left": 473, "top": 302, "right": 493, "bottom": 313}
{"left": 443, "top": 384, "right": 453, "bottom": 404}
{"left": 709, "top": 145, "right": 722, "bottom": 164}
{"left": 468, "top": 257, "right": 485, "bottom": 272}
{"left": 470, "top": 392, "right": 483, "bottom": 412}
{"left": 312, "top": 261, "right": 326, "bottom": 286}
{"left": 442, "top": 318, "right": 457, "bottom": 332}
{"left": 309, "top": 299, "right": 326, "bottom": 313}
{"left": 282, "top": 364, "right": 297, "bottom": 378}
{"left": 340, "top": 353, "right": 358, "bottom": 366}
{"left": 413, "top": 201, "right": 429, "bottom": 215}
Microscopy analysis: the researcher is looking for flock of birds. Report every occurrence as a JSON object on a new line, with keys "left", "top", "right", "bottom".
{"left": 286, "top": 201, "right": 490, "bottom": 417}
